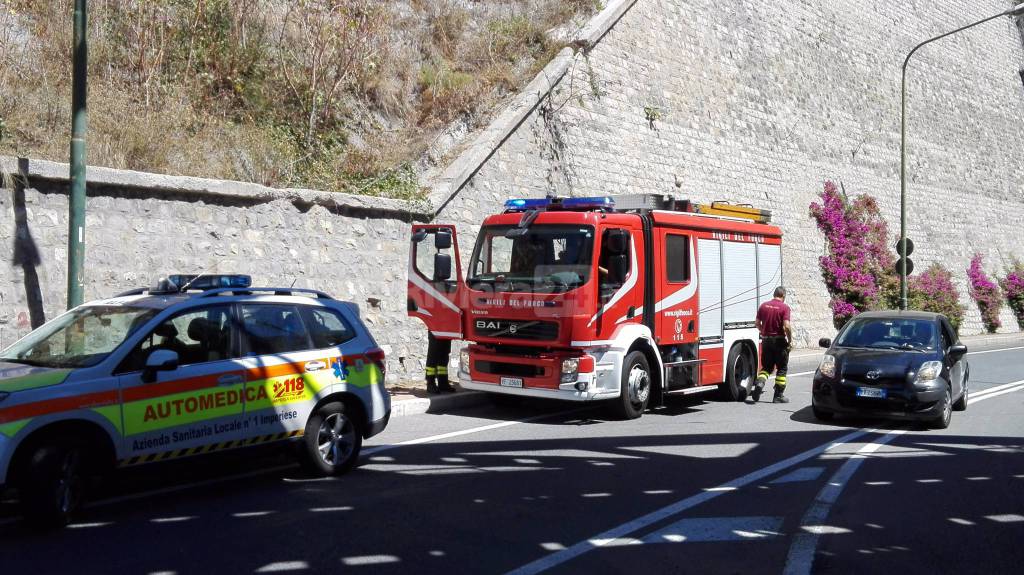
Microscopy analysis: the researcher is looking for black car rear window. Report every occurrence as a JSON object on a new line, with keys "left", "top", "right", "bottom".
{"left": 836, "top": 318, "right": 937, "bottom": 350}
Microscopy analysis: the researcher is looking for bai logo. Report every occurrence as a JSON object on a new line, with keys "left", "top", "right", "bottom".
{"left": 476, "top": 320, "right": 519, "bottom": 334}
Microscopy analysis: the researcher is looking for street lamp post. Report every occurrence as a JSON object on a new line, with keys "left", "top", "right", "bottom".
{"left": 68, "top": 0, "right": 88, "bottom": 310}
{"left": 899, "top": 3, "right": 1024, "bottom": 310}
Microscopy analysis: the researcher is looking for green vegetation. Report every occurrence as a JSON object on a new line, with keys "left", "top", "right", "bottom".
{"left": 0, "top": 0, "right": 598, "bottom": 198}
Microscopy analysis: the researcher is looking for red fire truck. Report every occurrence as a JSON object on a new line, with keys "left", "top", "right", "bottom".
{"left": 407, "top": 195, "right": 783, "bottom": 419}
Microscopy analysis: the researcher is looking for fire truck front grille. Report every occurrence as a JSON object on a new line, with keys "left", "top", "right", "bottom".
{"left": 475, "top": 361, "right": 545, "bottom": 378}
{"left": 473, "top": 320, "right": 559, "bottom": 340}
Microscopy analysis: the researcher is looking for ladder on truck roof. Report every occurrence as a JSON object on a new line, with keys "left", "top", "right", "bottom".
{"left": 608, "top": 194, "right": 772, "bottom": 224}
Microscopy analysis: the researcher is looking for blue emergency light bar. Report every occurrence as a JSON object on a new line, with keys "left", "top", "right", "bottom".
{"left": 504, "top": 198, "right": 552, "bottom": 211}
{"left": 155, "top": 274, "right": 252, "bottom": 293}
{"left": 503, "top": 196, "right": 615, "bottom": 212}
{"left": 561, "top": 196, "right": 615, "bottom": 210}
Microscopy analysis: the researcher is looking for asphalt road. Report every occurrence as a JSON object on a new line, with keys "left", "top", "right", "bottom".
{"left": 2, "top": 346, "right": 1023, "bottom": 574}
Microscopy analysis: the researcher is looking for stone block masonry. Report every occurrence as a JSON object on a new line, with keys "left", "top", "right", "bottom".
{"left": 3, "top": 0, "right": 1023, "bottom": 376}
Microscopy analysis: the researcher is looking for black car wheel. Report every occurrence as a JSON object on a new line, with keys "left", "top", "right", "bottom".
{"left": 301, "top": 402, "right": 363, "bottom": 476}
{"left": 20, "top": 439, "right": 90, "bottom": 528}
{"left": 931, "top": 387, "right": 952, "bottom": 429}
{"left": 952, "top": 374, "right": 968, "bottom": 412}
{"left": 609, "top": 351, "right": 650, "bottom": 420}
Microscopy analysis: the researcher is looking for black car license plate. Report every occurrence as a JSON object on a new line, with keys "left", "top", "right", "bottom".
{"left": 856, "top": 386, "right": 887, "bottom": 399}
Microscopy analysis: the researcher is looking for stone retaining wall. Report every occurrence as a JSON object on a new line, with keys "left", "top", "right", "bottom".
{"left": 3, "top": 0, "right": 1023, "bottom": 378}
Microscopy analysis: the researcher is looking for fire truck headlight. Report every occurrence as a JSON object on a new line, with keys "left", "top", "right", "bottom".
{"left": 561, "top": 358, "right": 580, "bottom": 383}
{"left": 459, "top": 349, "right": 471, "bottom": 375}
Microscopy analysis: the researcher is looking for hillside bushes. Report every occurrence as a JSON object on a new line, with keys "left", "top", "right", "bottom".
{"left": 0, "top": 0, "right": 599, "bottom": 196}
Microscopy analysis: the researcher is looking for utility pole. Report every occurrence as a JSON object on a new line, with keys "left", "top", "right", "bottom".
{"left": 68, "top": 0, "right": 87, "bottom": 309}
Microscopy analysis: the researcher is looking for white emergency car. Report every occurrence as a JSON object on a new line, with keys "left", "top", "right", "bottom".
{"left": 0, "top": 275, "right": 390, "bottom": 526}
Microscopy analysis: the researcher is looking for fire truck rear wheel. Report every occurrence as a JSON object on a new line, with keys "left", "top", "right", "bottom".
{"left": 610, "top": 351, "right": 651, "bottom": 420}
{"left": 721, "top": 345, "right": 753, "bottom": 402}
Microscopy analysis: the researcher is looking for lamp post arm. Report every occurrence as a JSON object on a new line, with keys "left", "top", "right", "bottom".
{"left": 902, "top": 10, "right": 1012, "bottom": 75}
{"left": 898, "top": 8, "right": 1016, "bottom": 310}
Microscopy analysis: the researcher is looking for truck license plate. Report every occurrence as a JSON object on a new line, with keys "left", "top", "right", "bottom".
{"left": 856, "top": 387, "right": 886, "bottom": 399}
{"left": 500, "top": 377, "right": 523, "bottom": 388}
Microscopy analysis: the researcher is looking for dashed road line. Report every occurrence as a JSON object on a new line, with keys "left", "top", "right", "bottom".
{"left": 782, "top": 429, "right": 907, "bottom": 575}
{"left": 505, "top": 427, "right": 875, "bottom": 575}
{"left": 508, "top": 373, "right": 1024, "bottom": 574}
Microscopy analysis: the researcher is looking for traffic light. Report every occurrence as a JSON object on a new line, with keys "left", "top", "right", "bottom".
{"left": 895, "top": 238, "right": 914, "bottom": 276}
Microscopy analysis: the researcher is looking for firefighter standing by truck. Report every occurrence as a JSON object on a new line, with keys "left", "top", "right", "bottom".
{"left": 425, "top": 333, "right": 456, "bottom": 394}
{"left": 752, "top": 286, "right": 793, "bottom": 404}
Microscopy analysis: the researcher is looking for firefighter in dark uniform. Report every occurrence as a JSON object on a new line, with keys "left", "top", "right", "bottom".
{"left": 425, "top": 333, "right": 456, "bottom": 394}
{"left": 752, "top": 286, "right": 793, "bottom": 404}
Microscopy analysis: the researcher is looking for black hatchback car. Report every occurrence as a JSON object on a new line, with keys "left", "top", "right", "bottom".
{"left": 811, "top": 311, "right": 968, "bottom": 429}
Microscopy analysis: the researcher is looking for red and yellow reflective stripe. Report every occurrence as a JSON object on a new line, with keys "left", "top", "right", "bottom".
{"left": 0, "top": 353, "right": 382, "bottom": 426}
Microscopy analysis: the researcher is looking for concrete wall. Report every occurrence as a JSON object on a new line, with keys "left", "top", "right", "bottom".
{"left": 3, "top": 0, "right": 1023, "bottom": 377}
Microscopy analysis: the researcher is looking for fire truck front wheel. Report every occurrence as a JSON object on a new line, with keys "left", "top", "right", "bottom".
{"left": 609, "top": 351, "right": 651, "bottom": 420}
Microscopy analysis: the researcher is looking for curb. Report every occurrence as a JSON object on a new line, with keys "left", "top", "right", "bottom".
{"left": 389, "top": 389, "right": 491, "bottom": 418}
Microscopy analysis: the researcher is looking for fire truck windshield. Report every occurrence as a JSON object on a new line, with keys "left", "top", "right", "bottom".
{"left": 468, "top": 225, "right": 595, "bottom": 292}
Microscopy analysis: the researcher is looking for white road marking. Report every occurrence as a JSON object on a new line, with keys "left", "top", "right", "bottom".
{"left": 971, "top": 379, "right": 1024, "bottom": 398}
{"left": 783, "top": 429, "right": 907, "bottom": 575}
{"left": 771, "top": 467, "right": 826, "bottom": 484}
{"left": 971, "top": 381, "right": 1024, "bottom": 401}
{"left": 460, "top": 449, "right": 640, "bottom": 460}
{"left": 505, "top": 427, "right": 873, "bottom": 575}
{"left": 948, "top": 518, "right": 975, "bottom": 525}
{"left": 799, "top": 525, "right": 852, "bottom": 535}
{"left": 967, "top": 346, "right": 1024, "bottom": 355}
{"left": 309, "top": 506, "right": 352, "bottom": 513}
{"left": 255, "top": 561, "right": 309, "bottom": 572}
{"left": 620, "top": 443, "right": 759, "bottom": 459}
{"left": 363, "top": 408, "right": 584, "bottom": 457}
{"left": 341, "top": 555, "right": 401, "bottom": 566}
{"left": 986, "top": 514, "right": 1024, "bottom": 523}
{"left": 150, "top": 516, "right": 196, "bottom": 524}
{"left": 540, "top": 543, "right": 566, "bottom": 551}
{"left": 643, "top": 516, "right": 784, "bottom": 543}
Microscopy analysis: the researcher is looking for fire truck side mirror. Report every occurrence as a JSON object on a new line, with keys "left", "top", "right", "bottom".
{"left": 435, "top": 231, "right": 453, "bottom": 250}
{"left": 606, "top": 230, "right": 629, "bottom": 255}
{"left": 433, "top": 253, "right": 452, "bottom": 281}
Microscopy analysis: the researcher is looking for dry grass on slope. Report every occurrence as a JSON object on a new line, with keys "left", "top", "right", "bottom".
{"left": 0, "top": 0, "right": 600, "bottom": 199}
